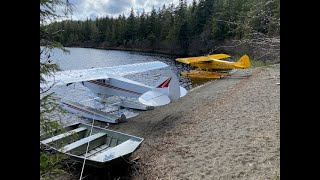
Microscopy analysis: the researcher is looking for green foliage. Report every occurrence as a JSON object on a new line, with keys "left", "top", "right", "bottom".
{"left": 45, "top": 0, "right": 280, "bottom": 57}
{"left": 40, "top": 0, "right": 73, "bottom": 179}
{"left": 40, "top": 152, "right": 67, "bottom": 180}
{"left": 40, "top": 0, "right": 72, "bottom": 24}
{"left": 40, "top": 93, "right": 63, "bottom": 133}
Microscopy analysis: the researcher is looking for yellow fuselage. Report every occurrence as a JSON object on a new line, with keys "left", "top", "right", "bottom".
{"left": 177, "top": 54, "right": 250, "bottom": 79}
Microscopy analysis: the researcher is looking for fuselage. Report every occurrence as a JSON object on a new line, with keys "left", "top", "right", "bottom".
{"left": 82, "top": 77, "right": 152, "bottom": 99}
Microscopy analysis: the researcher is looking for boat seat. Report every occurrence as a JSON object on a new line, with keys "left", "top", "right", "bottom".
{"left": 60, "top": 132, "right": 107, "bottom": 153}
{"left": 41, "top": 127, "right": 87, "bottom": 145}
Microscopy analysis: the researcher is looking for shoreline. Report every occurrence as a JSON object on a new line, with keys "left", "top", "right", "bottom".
{"left": 107, "top": 64, "right": 280, "bottom": 179}
{"left": 61, "top": 64, "right": 280, "bottom": 179}
{"left": 64, "top": 45, "right": 185, "bottom": 57}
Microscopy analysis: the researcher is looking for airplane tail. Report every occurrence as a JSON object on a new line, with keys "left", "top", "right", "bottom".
{"left": 234, "top": 54, "right": 250, "bottom": 68}
{"left": 138, "top": 75, "right": 187, "bottom": 107}
{"left": 155, "top": 76, "right": 187, "bottom": 100}
{"left": 167, "top": 75, "right": 187, "bottom": 102}
{"left": 154, "top": 77, "right": 172, "bottom": 88}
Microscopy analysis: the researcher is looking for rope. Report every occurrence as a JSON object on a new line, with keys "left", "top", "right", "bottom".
{"left": 79, "top": 113, "right": 96, "bottom": 180}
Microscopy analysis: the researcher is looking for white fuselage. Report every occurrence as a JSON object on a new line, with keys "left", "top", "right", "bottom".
{"left": 78, "top": 73, "right": 186, "bottom": 107}
{"left": 81, "top": 75, "right": 153, "bottom": 99}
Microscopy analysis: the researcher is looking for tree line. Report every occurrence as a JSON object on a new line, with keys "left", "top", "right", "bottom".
{"left": 46, "top": 0, "right": 279, "bottom": 58}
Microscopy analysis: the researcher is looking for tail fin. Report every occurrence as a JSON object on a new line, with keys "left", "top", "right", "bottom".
{"left": 139, "top": 75, "right": 187, "bottom": 106}
{"left": 234, "top": 54, "right": 250, "bottom": 68}
{"left": 168, "top": 75, "right": 180, "bottom": 102}
{"left": 155, "top": 77, "right": 172, "bottom": 88}
{"left": 155, "top": 75, "right": 187, "bottom": 101}
{"left": 138, "top": 76, "right": 175, "bottom": 107}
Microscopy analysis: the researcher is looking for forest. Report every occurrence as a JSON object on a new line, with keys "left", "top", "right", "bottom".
{"left": 46, "top": 0, "right": 280, "bottom": 61}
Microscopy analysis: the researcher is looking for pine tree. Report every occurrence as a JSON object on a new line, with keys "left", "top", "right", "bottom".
{"left": 44, "top": 0, "right": 280, "bottom": 58}
{"left": 40, "top": 0, "right": 73, "bottom": 179}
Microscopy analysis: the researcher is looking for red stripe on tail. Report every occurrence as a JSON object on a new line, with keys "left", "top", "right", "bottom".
{"left": 156, "top": 77, "right": 172, "bottom": 88}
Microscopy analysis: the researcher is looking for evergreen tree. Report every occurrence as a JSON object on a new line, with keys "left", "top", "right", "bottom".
{"left": 40, "top": 0, "right": 73, "bottom": 179}
{"left": 45, "top": 0, "right": 280, "bottom": 57}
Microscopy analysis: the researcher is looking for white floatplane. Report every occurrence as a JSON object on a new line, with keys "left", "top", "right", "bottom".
{"left": 41, "top": 61, "right": 187, "bottom": 123}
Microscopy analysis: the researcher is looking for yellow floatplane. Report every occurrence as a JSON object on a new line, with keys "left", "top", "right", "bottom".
{"left": 176, "top": 54, "right": 250, "bottom": 79}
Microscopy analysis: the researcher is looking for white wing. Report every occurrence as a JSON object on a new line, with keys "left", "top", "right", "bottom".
{"left": 105, "top": 61, "right": 168, "bottom": 76}
{"left": 41, "top": 61, "right": 168, "bottom": 88}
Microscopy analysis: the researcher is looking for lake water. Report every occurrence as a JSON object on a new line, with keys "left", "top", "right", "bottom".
{"left": 47, "top": 47, "right": 196, "bottom": 86}
{"left": 43, "top": 47, "right": 209, "bottom": 124}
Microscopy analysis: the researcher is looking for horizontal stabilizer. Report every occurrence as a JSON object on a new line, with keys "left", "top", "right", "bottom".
{"left": 138, "top": 91, "right": 171, "bottom": 106}
{"left": 180, "top": 86, "right": 187, "bottom": 97}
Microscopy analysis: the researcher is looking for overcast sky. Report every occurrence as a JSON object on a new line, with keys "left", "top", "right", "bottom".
{"left": 64, "top": 0, "right": 194, "bottom": 20}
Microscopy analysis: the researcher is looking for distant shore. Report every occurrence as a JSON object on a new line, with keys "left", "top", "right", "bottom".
{"left": 63, "top": 45, "right": 199, "bottom": 57}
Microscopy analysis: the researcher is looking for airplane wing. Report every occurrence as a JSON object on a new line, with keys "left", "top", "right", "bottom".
{"left": 207, "top": 54, "right": 231, "bottom": 60}
{"left": 41, "top": 61, "right": 168, "bottom": 88}
{"left": 106, "top": 61, "right": 168, "bottom": 76}
{"left": 176, "top": 54, "right": 231, "bottom": 64}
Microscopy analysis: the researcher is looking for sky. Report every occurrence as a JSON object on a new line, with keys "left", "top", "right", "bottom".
{"left": 63, "top": 0, "right": 194, "bottom": 20}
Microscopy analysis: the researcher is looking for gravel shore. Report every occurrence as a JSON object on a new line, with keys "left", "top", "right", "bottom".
{"left": 108, "top": 64, "right": 280, "bottom": 180}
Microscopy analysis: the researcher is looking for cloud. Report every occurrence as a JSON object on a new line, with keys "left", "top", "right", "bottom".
{"left": 135, "top": 0, "right": 146, "bottom": 7}
{"left": 103, "top": 0, "right": 133, "bottom": 15}
{"left": 59, "top": 0, "right": 194, "bottom": 20}
{"left": 142, "top": 0, "right": 176, "bottom": 13}
{"left": 70, "top": 0, "right": 110, "bottom": 19}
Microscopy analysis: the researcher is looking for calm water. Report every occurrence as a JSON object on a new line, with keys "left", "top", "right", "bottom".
{"left": 47, "top": 47, "right": 195, "bottom": 87}
{"left": 43, "top": 47, "right": 210, "bottom": 124}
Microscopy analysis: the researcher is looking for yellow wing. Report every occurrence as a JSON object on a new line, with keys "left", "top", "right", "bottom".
{"left": 176, "top": 56, "right": 212, "bottom": 64}
{"left": 176, "top": 54, "right": 231, "bottom": 64}
{"left": 207, "top": 54, "right": 231, "bottom": 60}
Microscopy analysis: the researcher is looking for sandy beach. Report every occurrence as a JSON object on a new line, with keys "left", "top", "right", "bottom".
{"left": 103, "top": 64, "right": 280, "bottom": 179}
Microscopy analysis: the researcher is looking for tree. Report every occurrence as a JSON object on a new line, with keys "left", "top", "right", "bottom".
{"left": 40, "top": 0, "right": 73, "bottom": 179}
{"left": 126, "top": 8, "right": 137, "bottom": 42}
{"left": 210, "top": 0, "right": 280, "bottom": 62}
{"left": 44, "top": 0, "right": 280, "bottom": 61}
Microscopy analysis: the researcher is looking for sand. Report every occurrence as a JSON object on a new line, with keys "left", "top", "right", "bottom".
{"left": 103, "top": 64, "right": 280, "bottom": 179}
